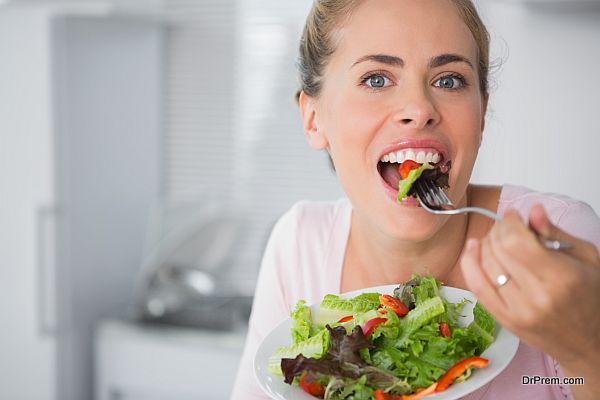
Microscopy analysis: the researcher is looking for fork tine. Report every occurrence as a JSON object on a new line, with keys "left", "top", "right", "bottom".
{"left": 437, "top": 184, "right": 453, "bottom": 205}
{"left": 424, "top": 179, "right": 452, "bottom": 207}
{"left": 412, "top": 180, "right": 428, "bottom": 204}
{"left": 424, "top": 179, "right": 445, "bottom": 206}
{"left": 414, "top": 179, "right": 439, "bottom": 207}
{"left": 430, "top": 182, "right": 443, "bottom": 206}
{"left": 424, "top": 180, "right": 443, "bottom": 205}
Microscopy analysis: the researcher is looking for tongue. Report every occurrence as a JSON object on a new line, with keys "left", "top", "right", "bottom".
{"left": 379, "top": 162, "right": 401, "bottom": 189}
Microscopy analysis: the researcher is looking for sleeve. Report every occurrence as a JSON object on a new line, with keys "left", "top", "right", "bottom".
{"left": 546, "top": 201, "right": 600, "bottom": 400}
{"left": 554, "top": 200, "right": 600, "bottom": 252}
{"left": 230, "top": 205, "right": 301, "bottom": 399}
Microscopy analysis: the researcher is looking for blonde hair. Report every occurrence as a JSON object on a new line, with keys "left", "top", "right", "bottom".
{"left": 296, "top": 0, "right": 490, "bottom": 101}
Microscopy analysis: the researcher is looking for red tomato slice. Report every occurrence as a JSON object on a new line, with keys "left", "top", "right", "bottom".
{"left": 439, "top": 322, "right": 451, "bottom": 338}
{"left": 360, "top": 317, "right": 387, "bottom": 337}
{"left": 379, "top": 294, "right": 409, "bottom": 317}
{"left": 399, "top": 160, "right": 421, "bottom": 180}
{"left": 337, "top": 315, "right": 354, "bottom": 323}
{"left": 299, "top": 372, "right": 325, "bottom": 398}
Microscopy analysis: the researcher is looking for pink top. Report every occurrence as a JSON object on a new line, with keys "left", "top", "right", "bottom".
{"left": 231, "top": 185, "right": 600, "bottom": 400}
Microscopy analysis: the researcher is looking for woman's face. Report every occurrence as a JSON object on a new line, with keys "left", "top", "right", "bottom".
{"left": 301, "top": 0, "right": 486, "bottom": 241}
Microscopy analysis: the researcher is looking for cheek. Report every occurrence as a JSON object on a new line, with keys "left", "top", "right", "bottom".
{"left": 323, "top": 96, "right": 384, "bottom": 161}
{"left": 444, "top": 99, "right": 483, "bottom": 188}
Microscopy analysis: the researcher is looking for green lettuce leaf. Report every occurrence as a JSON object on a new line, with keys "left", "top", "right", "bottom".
{"left": 315, "top": 293, "right": 381, "bottom": 327}
{"left": 290, "top": 300, "right": 313, "bottom": 345}
{"left": 315, "top": 295, "right": 354, "bottom": 327}
{"left": 473, "top": 302, "right": 494, "bottom": 335}
{"left": 464, "top": 302, "right": 495, "bottom": 354}
{"left": 350, "top": 293, "right": 381, "bottom": 313}
{"left": 412, "top": 276, "right": 441, "bottom": 306}
{"left": 441, "top": 298, "right": 470, "bottom": 327}
{"left": 396, "top": 296, "right": 445, "bottom": 347}
{"left": 397, "top": 162, "right": 434, "bottom": 202}
{"left": 324, "top": 375, "right": 373, "bottom": 400}
{"left": 268, "top": 328, "right": 330, "bottom": 376}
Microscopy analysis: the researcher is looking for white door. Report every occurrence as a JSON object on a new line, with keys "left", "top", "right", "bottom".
{"left": 0, "top": 7, "right": 57, "bottom": 400}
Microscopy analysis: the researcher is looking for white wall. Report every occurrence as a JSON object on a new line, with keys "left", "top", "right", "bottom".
{"left": 473, "top": 1, "right": 600, "bottom": 212}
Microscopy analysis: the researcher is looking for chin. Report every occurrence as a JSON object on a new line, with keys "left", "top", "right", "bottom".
{"left": 383, "top": 207, "right": 446, "bottom": 242}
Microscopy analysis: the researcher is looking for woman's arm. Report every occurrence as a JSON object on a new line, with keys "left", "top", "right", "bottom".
{"left": 461, "top": 204, "right": 600, "bottom": 399}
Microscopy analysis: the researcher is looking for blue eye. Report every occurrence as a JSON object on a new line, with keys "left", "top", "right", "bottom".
{"left": 434, "top": 75, "right": 466, "bottom": 89}
{"left": 364, "top": 74, "right": 391, "bottom": 89}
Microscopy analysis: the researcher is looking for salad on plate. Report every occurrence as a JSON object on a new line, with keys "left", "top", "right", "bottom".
{"left": 267, "top": 276, "right": 496, "bottom": 400}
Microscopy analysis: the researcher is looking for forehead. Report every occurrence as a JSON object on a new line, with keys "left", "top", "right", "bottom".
{"left": 332, "top": 0, "right": 478, "bottom": 67}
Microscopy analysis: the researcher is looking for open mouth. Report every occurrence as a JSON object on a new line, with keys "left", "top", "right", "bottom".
{"left": 377, "top": 148, "right": 451, "bottom": 198}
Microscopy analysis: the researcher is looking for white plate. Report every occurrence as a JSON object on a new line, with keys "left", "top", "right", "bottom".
{"left": 254, "top": 285, "right": 519, "bottom": 400}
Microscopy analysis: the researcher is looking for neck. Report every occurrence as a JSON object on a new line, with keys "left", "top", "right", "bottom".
{"left": 345, "top": 188, "right": 471, "bottom": 288}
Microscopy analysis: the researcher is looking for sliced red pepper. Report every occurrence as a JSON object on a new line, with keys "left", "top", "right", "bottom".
{"left": 337, "top": 315, "right": 354, "bottom": 323}
{"left": 379, "top": 294, "right": 409, "bottom": 317}
{"left": 373, "top": 383, "right": 437, "bottom": 400}
{"left": 439, "top": 322, "right": 451, "bottom": 338}
{"left": 374, "top": 389, "right": 397, "bottom": 400}
{"left": 399, "top": 160, "right": 421, "bottom": 180}
{"left": 435, "top": 356, "right": 489, "bottom": 392}
{"left": 360, "top": 317, "right": 387, "bottom": 337}
{"left": 299, "top": 372, "right": 325, "bottom": 398}
{"left": 401, "top": 382, "right": 438, "bottom": 399}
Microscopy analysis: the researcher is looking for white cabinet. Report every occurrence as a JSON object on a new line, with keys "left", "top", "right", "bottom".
{"left": 95, "top": 320, "right": 245, "bottom": 400}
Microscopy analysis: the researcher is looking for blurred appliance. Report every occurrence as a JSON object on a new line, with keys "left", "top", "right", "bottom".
{"left": 134, "top": 201, "right": 252, "bottom": 331}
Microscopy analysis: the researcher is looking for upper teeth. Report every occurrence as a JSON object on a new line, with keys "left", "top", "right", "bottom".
{"left": 380, "top": 148, "right": 441, "bottom": 164}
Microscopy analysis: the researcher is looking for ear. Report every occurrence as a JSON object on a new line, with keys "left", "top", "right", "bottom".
{"left": 299, "top": 90, "right": 328, "bottom": 150}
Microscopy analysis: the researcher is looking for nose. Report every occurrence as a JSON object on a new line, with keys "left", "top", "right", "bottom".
{"left": 392, "top": 88, "right": 440, "bottom": 130}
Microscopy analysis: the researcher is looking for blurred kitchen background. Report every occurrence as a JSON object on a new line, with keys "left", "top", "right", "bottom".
{"left": 0, "top": 0, "right": 598, "bottom": 399}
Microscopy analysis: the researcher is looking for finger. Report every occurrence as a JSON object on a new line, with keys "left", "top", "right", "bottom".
{"left": 529, "top": 204, "right": 600, "bottom": 265}
{"left": 480, "top": 230, "right": 535, "bottom": 307}
{"left": 460, "top": 238, "right": 510, "bottom": 320}
{"left": 489, "top": 209, "right": 550, "bottom": 282}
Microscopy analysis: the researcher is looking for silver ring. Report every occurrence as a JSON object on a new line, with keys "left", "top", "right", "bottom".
{"left": 495, "top": 273, "right": 509, "bottom": 288}
{"left": 542, "top": 239, "right": 574, "bottom": 251}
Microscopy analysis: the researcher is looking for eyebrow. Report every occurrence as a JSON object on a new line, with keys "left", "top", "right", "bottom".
{"left": 429, "top": 53, "right": 474, "bottom": 69}
{"left": 352, "top": 54, "right": 404, "bottom": 68}
{"left": 351, "top": 53, "right": 474, "bottom": 70}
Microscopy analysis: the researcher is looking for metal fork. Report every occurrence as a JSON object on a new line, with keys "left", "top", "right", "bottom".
{"left": 413, "top": 178, "right": 573, "bottom": 251}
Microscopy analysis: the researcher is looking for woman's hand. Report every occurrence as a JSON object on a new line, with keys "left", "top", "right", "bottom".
{"left": 461, "top": 204, "right": 600, "bottom": 399}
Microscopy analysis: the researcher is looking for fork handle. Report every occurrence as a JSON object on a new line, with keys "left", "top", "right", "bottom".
{"left": 464, "top": 207, "right": 573, "bottom": 250}
{"left": 441, "top": 206, "right": 501, "bottom": 221}
{"left": 441, "top": 207, "right": 573, "bottom": 250}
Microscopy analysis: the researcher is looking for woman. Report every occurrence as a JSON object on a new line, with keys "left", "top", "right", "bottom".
{"left": 232, "top": 0, "right": 600, "bottom": 398}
